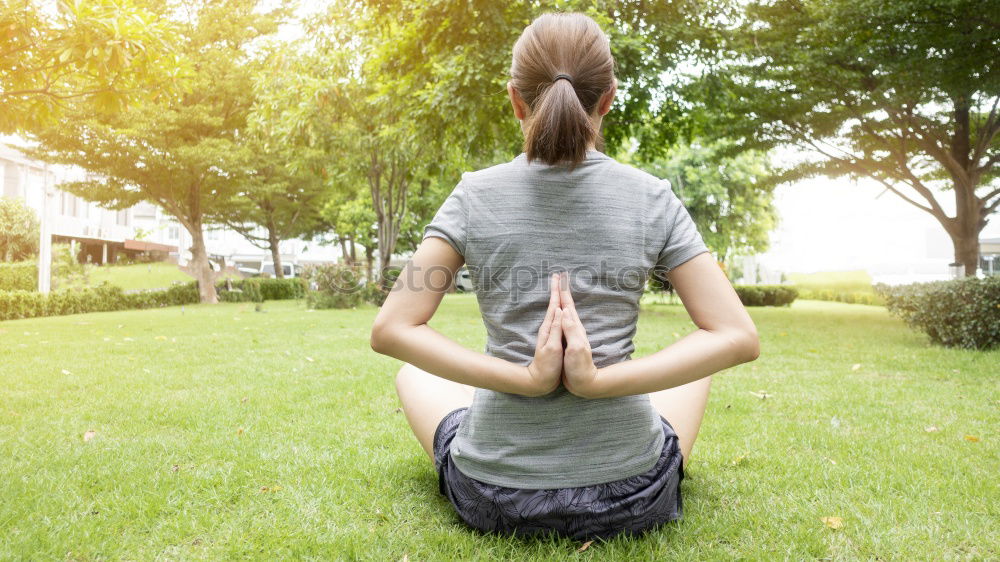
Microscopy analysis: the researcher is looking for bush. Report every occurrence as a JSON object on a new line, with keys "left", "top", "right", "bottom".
{"left": 0, "top": 275, "right": 307, "bottom": 322}
{"left": 216, "top": 278, "right": 262, "bottom": 303}
{"left": 796, "top": 287, "right": 885, "bottom": 306}
{"left": 212, "top": 277, "right": 304, "bottom": 303}
{"left": 0, "top": 261, "right": 36, "bottom": 291}
{"left": 50, "top": 242, "right": 87, "bottom": 290}
{"left": 257, "top": 277, "right": 306, "bottom": 300}
{"left": 732, "top": 284, "right": 799, "bottom": 306}
{"left": 0, "top": 281, "right": 200, "bottom": 322}
{"left": 360, "top": 282, "right": 389, "bottom": 306}
{"left": 874, "top": 277, "right": 1000, "bottom": 350}
{"left": 302, "top": 263, "right": 365, "bottom": 309}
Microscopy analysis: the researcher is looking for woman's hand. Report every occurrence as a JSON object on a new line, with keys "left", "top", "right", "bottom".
{"left": 558, "top": 272, "right": 600, "bottom": 398}
{"left": 524, "top": 273, "right": 564, "bottom": 396}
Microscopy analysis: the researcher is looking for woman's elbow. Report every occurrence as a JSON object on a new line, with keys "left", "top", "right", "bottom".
{"left": 739, "top": 328, "right": 761, "bottom": 362}
{"left": 721, "top": 328, "right": 760, "bottom": 364}
{"left": 369, "top": 318, "right": 395, "bottom": 354}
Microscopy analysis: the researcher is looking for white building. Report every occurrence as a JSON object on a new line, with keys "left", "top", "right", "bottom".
{"left": 0, "top": 141, "right": 341, "bottom": 277}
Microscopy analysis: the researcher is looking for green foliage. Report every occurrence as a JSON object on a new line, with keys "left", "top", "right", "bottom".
{"left": 0, "top": 282, "right": 199, "bottom": 321}
{"left": 795, "top": 288, "right": 885, "bottom": 306}
{"left": 359, "top": 282, "right": 389, "bottom": 307}
{"left": 217, "top": 64, "right": 331, "bottom": 262}
{"left": 302, "top": 263, "right": 366, "bottom": 309}
{"left": 687, "top": 0, "right": 1000, "bottom": 272}
{"left": 262, "top": 1, "right": 718, "bottom": 287}
{"left": 50, "top": 242, "right": 87, "bottom": 290}
{"left": 354, "top": 1, "right": 715, "bottom": 164}
{"left": 215, "top": 278, "right": 306, "bottom": 303}
{"left": 27, "top": 0, "right": 290, "bottom": 304}
{"left": 0, "top": 261, "right": 36, "bottom": 291}
{"left": 732, "top": 284, "right": 799, "bottom": 307}
{"left": 0, "top": 0, "right": 190, "bottom": 134}
{"left": 216, "top": 279, "right": 261, "bottom": 303}
{"left": 0, "top": 275, "right": 305, "bottom": 321}
{"left": 788, "top": 270, "right": 884, "bottom": 305}
{"left": 256, "top": 277, "right": 307, "bottom": 301}
{"left": 0, "top": 197, "right": 40, "bottom": 262}
{"left": 874, "top": 277, "right": 1000, "bottom": 350}
{"left": 635, "top": 138, "right": 779, "bottom": 264}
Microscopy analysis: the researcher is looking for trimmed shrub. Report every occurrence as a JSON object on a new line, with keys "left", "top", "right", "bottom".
{"left": 257, "top": 277, "right": 306, "bottom": 300}
{"left": 361, "top": 282, "right": 389, "bottom": 306}
{"left": 0, "top": 261, "right": 36, "bottom": 291}
{"left": 0, "top": 274, "right": 310, "bottom": 322}
{"left": 733, "top": 284, "right": 798, "bottom": 306}
{"left": 874, "top": 277, "right": 1000, "bottom": 350}
{"left": 216, "top": 278, "right": 262, "bottom": 303}
{"left": 302, "top": 263, "right": 365, "bottom": 309}
{"left": 212, "top": 278, "right": 304, "bottom": 303}
{"left": 0, "top": 281, "right": 200, "bottom": 321}
{"left": 795, "top": 287, "right": 885, "bottom": 306}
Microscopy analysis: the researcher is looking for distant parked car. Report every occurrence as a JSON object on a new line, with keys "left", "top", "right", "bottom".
{"left": 261, "top": 262, "right": 300, "bottom": 278}
{"left": 240, "top": 262, "right": 301, "bottom": 278}
{"left": 455, "top": 266, "right": 474, "bottom": 292}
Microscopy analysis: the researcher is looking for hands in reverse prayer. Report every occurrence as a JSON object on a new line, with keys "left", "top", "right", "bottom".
{"left": 526, "top": 272, "right": 599, "bottom": 397}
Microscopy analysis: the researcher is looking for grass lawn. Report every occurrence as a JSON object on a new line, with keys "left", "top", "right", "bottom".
{"left": 785, "top": 270, "right": 877, "bottom": 294}
{"left": 0, "top": 296, "right": 996, "bottom": 559}
{"left": 67, "top": 262, "right": 242, "bottom": 291}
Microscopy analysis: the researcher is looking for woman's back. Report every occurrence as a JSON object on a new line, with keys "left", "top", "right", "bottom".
{"left": 423, "top": 148, "right": 711, "bottom": 489}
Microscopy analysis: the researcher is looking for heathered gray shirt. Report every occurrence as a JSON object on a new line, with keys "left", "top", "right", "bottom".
{"left": 422, "top": 148, "right": 710, "bottom": 489}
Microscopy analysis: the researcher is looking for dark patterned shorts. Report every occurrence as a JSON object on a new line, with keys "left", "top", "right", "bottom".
{"left": 432, "top": 407, "right": 684, "bottom": 541}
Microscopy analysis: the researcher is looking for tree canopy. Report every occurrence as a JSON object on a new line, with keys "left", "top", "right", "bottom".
{"left": 0, "top": 0, "right": 189, "bottom": 134}
{"left": 28, "top": 0, "right": 288, "bottom": 303}
{"left": 687, "top": 0, "right": 1000, "bottom": 274}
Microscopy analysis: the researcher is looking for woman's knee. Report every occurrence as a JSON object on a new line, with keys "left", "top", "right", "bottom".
{"left": 395, "top": 363, "right": 419, "bottom": 396}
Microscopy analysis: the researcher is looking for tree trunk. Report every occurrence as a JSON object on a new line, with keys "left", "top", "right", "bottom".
{"left": 365, "top": 244, "right": 374, "bottom": 284}
{"left": 268, "top": 227, "right": 284, "bottom": 279}
{"left": 377, "top": 235, "right": 394, "bottom": 290}
{"left": 186, "top": 225, "right": 218, "bottom": 304}
{"left": 951, "top": 227, "right": 982, "bottom": 277}
{"left": 338, "top": 237, "right": 352, "bottom": 266}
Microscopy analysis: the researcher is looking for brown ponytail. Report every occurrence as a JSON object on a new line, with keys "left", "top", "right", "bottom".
{"left": 510, "top": 13, "right": 616, "bottom": 169}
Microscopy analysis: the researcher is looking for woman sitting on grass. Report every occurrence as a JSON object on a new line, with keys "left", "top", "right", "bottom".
{"left": 370, "top": 11, "right": 760, "bottom": 541}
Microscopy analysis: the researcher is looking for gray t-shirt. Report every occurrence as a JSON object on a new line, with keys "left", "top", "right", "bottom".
{"left": 422, "top": 148, "right": 710, "bottom": 489}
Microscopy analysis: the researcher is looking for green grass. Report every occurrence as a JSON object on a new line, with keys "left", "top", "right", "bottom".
{"left": 0, "top": 296, "right": 997, "bottom": 559}
{"left": 786, "top": 270, "right": 877, "bottom": 293}
{"left": 66, "top": 262, "right": 242, "bottom": 291}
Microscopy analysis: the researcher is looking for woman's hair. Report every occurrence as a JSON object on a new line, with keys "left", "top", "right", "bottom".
{"left": 510, "top": 12, "right": 616, "bottom": 168}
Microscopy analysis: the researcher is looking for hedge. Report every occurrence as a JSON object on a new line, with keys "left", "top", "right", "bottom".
{"left": 732, "top": 284, "right": 798, "bottom": 306}
{"left": 0, "top": 282, "right": 199, "bottom": 321}
{"left": 0, "top": 277, "right": 308, "bottom": 322}
{"left": 873, "top": 276, "right": 1000, "bottom": 350}
{"left": 0, "top": 261, "right": 36, "bottom": 291}
{"left": 795, "top": 287, "right": 885, "bottom": 306}
{"left": 216, "top": 277, "right": 307, "bottom": 303}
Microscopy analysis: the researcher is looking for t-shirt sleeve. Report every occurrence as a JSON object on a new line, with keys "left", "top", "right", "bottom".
{"left": 655, "top": 179, "right": 710, "bottom": 271}
{"left": 422, "top": 179, "right": 468, "bottom": 257}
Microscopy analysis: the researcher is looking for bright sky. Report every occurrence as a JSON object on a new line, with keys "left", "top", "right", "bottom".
{"left": 758, "top": 167, "right": 1000, "bottom": 279}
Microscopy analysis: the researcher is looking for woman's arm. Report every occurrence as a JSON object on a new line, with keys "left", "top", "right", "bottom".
{"left": 571, "top": 252, "right": 760, "bottom": 399}
{"left": 370, "top": 237, "right": 562, "bottom": 397}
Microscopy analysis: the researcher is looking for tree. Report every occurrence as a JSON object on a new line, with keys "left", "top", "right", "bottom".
{"left": 356, "top": 0, "right": 724, "bottom": 166}
{"left": 215, "top": 131, "right": 328, "bottom": 279}
{"left": 274, "top": 1, "right": 717, "bottom": 287}
{"left": 322, "top": 194, "right": 378, "bottom": 281}
{"left": 0, "top": 196, "right": 39, "bottom": 261}
{"left": 249, "top": 13, "right": 446, "bottom": 288}
{"left": 635, "top": 137, "right": 779, "bottom": 266}
{"left": 28, "top": 0, "right": 287, "bottom": 303}
{"left": 688, "top": 0, "right": 1000, "bottom": 276}
{"left": 0, "top": 0, "right": 189, "bottom": 134}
